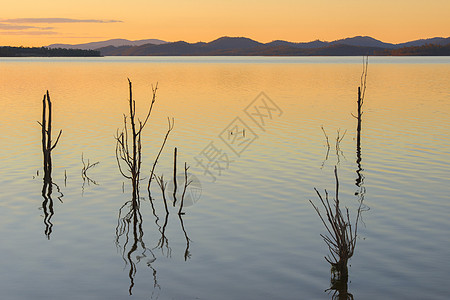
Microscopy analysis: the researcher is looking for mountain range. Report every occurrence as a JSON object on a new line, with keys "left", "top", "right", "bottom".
{"left": 48, "top": 38, "right": 167, "bottom": 50}
{"left": 47, "top": 36, "right": 450, "bottom": 56}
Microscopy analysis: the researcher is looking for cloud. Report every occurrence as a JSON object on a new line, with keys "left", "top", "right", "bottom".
{"left": 1, "top": 31, "right": 58, "bottom": 35}
{"left": 0, "top": 18, "right": 122, "bottom": 37}
{"left": 1, "top": 18, "right": 123, "bottom": 24}
{"left": 0, "top": 23, "right": 54, "bottom": 30}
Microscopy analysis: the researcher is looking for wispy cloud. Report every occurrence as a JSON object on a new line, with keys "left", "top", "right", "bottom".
{"left": 0, "top": 18, "right": 123, "bottom": 38}
{"left": 1, "top": 18, "right": 123, "bottom": 24}
{"left": 0, "top": 23, "right": 53, "bottom": 30}
{"left": 1, "top": 31, "right": 58, "bottom": 35}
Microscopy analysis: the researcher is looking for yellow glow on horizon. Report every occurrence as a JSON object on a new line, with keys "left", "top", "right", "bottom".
{"left": 1, "top": 0, "right": 449, "bottom": 47}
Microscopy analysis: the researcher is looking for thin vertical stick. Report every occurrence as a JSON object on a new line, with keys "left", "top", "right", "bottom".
{"left": 178, "top": 162, "right": 191, "bottom": 215}
{"left": 156, "top": 175, "right": 169, "bottom": 215}
{"left": 173, "top": 147, "right": 177, "bottom": 206}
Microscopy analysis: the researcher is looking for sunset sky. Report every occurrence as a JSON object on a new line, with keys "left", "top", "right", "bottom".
{"left": 1, "top": 0, "right": 449, "bottom": 47}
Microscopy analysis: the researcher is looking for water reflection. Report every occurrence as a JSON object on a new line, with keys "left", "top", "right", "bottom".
{"left": 154, "top": 176, "right": 172, "bottom": 258}
{"left": 114, "top": 80, "right": 161, "bottom": 295}
{"left": 149, "top": 179, "right": 191, "bottom": 261}
{"left": 354, "top": 58, "right": 367, "bottom": 199}
{"left": 115, "top": 189, "right": 159, "bottom": 295}
{"left": 179, "top": 214, "right": 191, "bottom": 261}
{"left": 81, "top": 153, "right": 99, "bottom": 195}
{"left": 320, "top": 127, "right": 346, "bottom": 168}
{"left": 313, "top": 59, "right": 369, "bottom": 299}
{"left": 116, "top": 181, "right": 193, "bottom": 295}
{"left": 114, "top": 81, "right": 192, "bottom": 295}
{"left": 40, "top": 175, "right": 63, "bottom": 239}
{"left": 38, "top": 91, "right": 63, "bottom": 239}
{"left": 327, "top": 274, "right": 354, "bottom": 300}
{"left": 311, "top": 166, "right": 361, "bottom": 299}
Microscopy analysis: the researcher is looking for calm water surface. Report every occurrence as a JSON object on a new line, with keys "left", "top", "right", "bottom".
{"left": 0, "top": 56, "right": 449, "bottom": 299}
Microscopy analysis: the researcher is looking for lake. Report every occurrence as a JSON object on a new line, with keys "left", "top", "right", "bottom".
{"left": 0, "top": 56, "right": 449, "bottom": 299}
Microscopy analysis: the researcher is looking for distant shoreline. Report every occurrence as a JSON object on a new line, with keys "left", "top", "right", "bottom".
{"left": 0, "top": 46, "right": 101, "bottom": 57}
{"left": 1, "top": 44, "right": 449, "bottom": 57}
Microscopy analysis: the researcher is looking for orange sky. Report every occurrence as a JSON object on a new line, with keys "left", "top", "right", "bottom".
{"left": 1, "top": 0, "right": 449, "bottom": 46}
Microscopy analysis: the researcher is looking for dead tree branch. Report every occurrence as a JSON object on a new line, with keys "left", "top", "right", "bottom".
{"left": 309, "top": 166, "right": 362, "bottom": 279}
{"left": 147, "top": 117, "right": 175, "bottom": 194}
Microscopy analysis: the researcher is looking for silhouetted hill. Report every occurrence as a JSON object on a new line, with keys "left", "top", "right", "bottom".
{"left": 98, "top": 43, "right": 389, "bottom": 56}
{"left": 375, "top": 43, "right": 450, "bottom": 56}
{"left": 396, "top": 37, "right": 450, "bottom": 48}
{"left": 266, "top": 39, "right": 328, "bottom": 49}
{"left": 93, "top": 35, "right": 450, "bottom": 56}
{"left": 330, "top": 36, "right": 396, "bottom": 48}
{"left": 48, "top": 38, "right": 167, "bottom": 50}
{"left": 203, "top": 37, "right": 262, "bottom": 50}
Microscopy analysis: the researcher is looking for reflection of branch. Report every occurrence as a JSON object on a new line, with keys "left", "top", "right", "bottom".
{"left": 113, "top": 80, "right": 174, "bottom": 295}
{"left": 155, "top": 211, "right": 171, "bottom": 258}
{"left": 178, "top": 214, "right": 191, "bottom": 261}
{"left": 154, "top": 175, "right": 172, "bottom": 257}
{"left": 115, "top": 191, "right": 159, "bottom": 295}
{"left": 41, "top": 180, "right": 54, "bottom": 239}
{"left": 40, "top": 179, "right": 63, "bottom": 239}
{"left": 326, "top": 275, "right": 354, "bottom": 300}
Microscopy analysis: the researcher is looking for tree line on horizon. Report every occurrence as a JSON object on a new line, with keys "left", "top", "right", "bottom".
{"left": 374, "top": 43, "right": 450, "bottom": 56}
{"left": 0, "top": 46, "right": 101, "bottom": 57}
{"left": 1, "top": 42, "right": 449, "bottom": 57}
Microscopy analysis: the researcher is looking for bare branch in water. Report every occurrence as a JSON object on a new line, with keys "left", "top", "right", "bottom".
{"left": 148, "top": 117, "right": 175, "bottom": 193}
{"left": 81, "top": 153, "right": 100, "bottom": 193}
{"left": 321, "top": 125, "right": 330, "bottom": 168}
{"left": 335, "top": 129, "right": 347, "bottom": 164}
{"left": 156, "top": 175, "right": 169, "bottom": 215}
{"left": 310, "top": 166, "right": 363, "bottom": 279}
{"left": 115, "top": 79, "right": 159, "bottom": 190}
{"left": 38, "top": 90, "right": 63, "bottom": 240}
{"left": 178, "top": 162, "right": 192, "bottom": 215}
{"left": 172, "top": 147, "right": 178, "bottom": 206}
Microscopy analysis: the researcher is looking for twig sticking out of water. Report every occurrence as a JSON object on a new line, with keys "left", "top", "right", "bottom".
{"left": 321, "top": 125, "right": 331, "bottom": 168}
{"left": 148, "top": 117, "right": 174, "bottom": 194}
{"left": 352, "top": 56, "right": 368, "bottom": 149}
{"left": 37, "top": 90, "right": 63, "bottom": 240}
{"left": 155, "top": 175, "right": 169, "bottom": 215}
{"left": 172, "top": 147, "right": 178, "bottom": 206}
{"left": 178, "top": 162, "right": 192, "bottom": 215}
{"left": 335, "top": 129, "right": 347, "bottom": 164}
{"left": 81, "top": 153, "right": 99, "bottom": 186}
{"left": 115, "top": 79, "right": 157, "bottom": 198}
{"left": 38, "top": 91, "right": 62, "bottom": 182}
